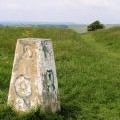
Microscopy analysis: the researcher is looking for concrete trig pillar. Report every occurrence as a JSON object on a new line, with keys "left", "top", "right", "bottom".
{"left": 8, "top": 38, "right": 60, "bottom": 112}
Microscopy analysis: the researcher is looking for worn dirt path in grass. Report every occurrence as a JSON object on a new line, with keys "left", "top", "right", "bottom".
{"left": 81, "top": 33, "right": 120, "bottom": 59}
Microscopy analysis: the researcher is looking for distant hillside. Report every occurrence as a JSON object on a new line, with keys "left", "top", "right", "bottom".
{"left": 68, "top": 24, "right": 120, "bottom": 33}
{"left": 0, "top": 22, "right": 75, "bottom": 28}
{"left": 68, "top": 24, "right": 87, "bottom": 33}
{"left": 0, "top": 23, "right": 68, "bottom": 28}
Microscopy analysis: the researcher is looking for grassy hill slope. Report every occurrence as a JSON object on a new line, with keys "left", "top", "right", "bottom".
{"left": 0, "top": 27, "right": 120, "bottom": 120}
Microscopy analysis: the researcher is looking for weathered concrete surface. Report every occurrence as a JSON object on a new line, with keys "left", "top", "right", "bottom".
{"left": 8, "top": 38, "right": 60, "bottom": 112}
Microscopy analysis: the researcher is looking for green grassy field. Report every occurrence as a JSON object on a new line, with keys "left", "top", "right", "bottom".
{"left": 0, "top": 26, "right": 120, "bottom": 120}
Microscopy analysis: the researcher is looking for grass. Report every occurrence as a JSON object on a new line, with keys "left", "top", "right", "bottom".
{"left": 0, "top": 26, "right": 120, "bottom": 119}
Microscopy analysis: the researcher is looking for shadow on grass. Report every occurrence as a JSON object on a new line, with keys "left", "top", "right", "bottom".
{"left": 59, "top": 103, "right": 81, "bottom": 120}
{"left": 0, "top": 103, "right": 81, "bottom": 120}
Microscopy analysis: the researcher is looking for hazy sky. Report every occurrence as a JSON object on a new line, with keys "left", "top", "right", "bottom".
{"left": 0, "top": 0, "right": 120, "bottom": 24}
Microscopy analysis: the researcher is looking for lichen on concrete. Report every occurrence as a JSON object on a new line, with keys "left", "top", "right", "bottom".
{"left": 8, "top": 38, "right": 60, "bottom": 112}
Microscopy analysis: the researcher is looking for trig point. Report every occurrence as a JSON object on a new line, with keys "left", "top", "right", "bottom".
{"left": 8, "top": 38, "right": 60, "bottom": 112}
